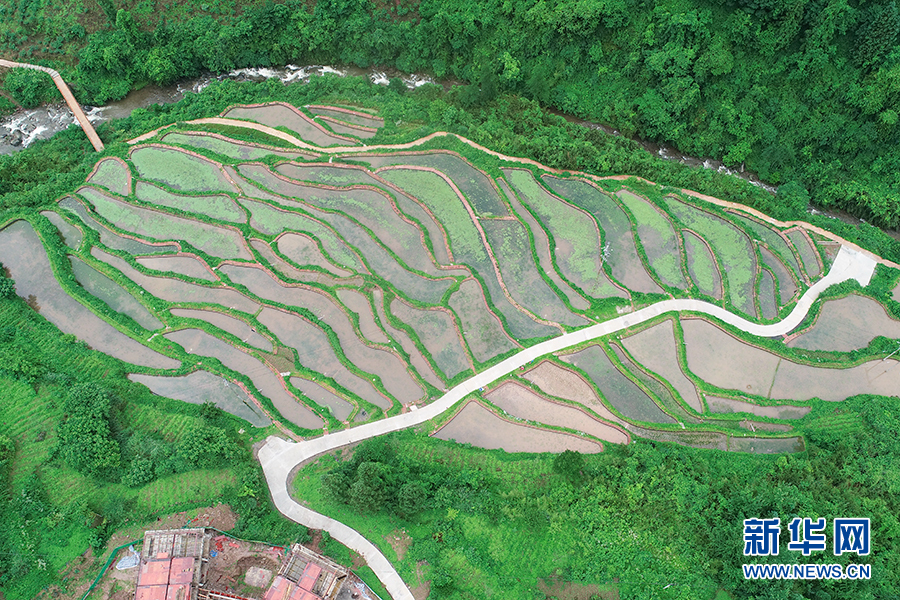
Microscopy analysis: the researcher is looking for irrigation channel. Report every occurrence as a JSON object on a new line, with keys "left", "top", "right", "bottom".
{"left": 259, "top": 245, "right": 877, "bottom": 600}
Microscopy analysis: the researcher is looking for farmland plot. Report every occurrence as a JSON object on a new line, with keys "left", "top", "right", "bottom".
{"left": 131, "top": 146, "right": 238, "bottom": 193}
{"left": 78, "top": 186, "right": 252, "bottom": 260}
{"left": 433, "top": 401, "right": 603, "bottom": 454}
{"left": 134, "top": 181, "right": 245, "bottom": 224}
{"left": 164, "top": 328, "right": 322, "bottom": 429}
{"left": 69, "top": 256, "right": 163, "bottom": 331}
{"left": 0, "top": 221, "right": 178, "bottom": 369}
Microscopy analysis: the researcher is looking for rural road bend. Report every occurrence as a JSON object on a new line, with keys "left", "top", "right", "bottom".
{"left": 258, "top": 245, "right": 876, "bottom": 600}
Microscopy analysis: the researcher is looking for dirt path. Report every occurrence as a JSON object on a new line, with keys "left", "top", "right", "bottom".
{"left": 0, "top": 59, "right": 104, "bottom": 152}
{"left": 259, "top": 245, "right": 876, "bottom": 600}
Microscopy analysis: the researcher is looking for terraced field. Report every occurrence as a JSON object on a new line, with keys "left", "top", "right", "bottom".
{"left": 5, "top": 101, "right": 892, "bottom": 459}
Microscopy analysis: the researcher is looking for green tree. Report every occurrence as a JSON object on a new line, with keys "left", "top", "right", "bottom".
{"left": 121, "top": 457, "right": 155, "bottom": 487}
{"left": 4, "top": 68, "right": 59, "bottom": 109}
{"left": 350, "top": 461, "right": 390, "bottom": 512}
{"left": 397, "top": 481, "right": 428, "bottom": 517}
{"left": 553, "top": 449, "right": 585, "bottom": 486}
{"left": 56, "top": 384, "right": 121, "bottom": 478}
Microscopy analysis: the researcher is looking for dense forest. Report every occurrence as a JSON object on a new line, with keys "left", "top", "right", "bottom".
{"left": 1, "top": 0, "right": 899, "bottom": 228}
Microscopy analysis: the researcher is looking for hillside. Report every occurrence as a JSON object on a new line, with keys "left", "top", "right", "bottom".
{"left": 2, "top": 0, "right": 899, "bottom": 230}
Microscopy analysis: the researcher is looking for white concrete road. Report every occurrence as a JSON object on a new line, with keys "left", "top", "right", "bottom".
{"left": 258, "top": 245, "right": 876, "bottom": 600}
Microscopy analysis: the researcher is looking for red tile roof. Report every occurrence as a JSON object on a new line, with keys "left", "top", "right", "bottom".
{"left": 169, "top": 557, "right": 195, "bottom": 584}
{"left": 138, "top": 560, "right": 171, "bottom": 587}
{"left": 135, "top": 585, "right": 168, "bottom": 600}
{"left": 298, "top": 563, "right": 321, "bottom": 592}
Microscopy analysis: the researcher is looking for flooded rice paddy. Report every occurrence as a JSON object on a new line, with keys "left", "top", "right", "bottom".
{"left": 8, "top": 99, "right": 860, "bottom": 449}
{"left": 129, "top": 371, "right": 271, "bottom": 427}
{"left": 621, "top": 320, "right": 703, "bottom": 412}
{"left": 42, "top": 210, "right": 83, "bottom": 249}
{"left": 256, "top": 307, "right": 390, "bottom": 410}
{"left": 69, "top": 256, "right": 163, "bottom": 331}
{"left": 289, "top": 377, "right": 354, "bottom": 421}
{"left": 787, "top": 294, "right": 900, "bottom": 352}
{"left": 390, "top": 299, "right": 471, "bottom": 380}
{"left": 60, "top": 196, "right": 178, "bottom": 255}
{"left": 682, "top": 317, "right": 900, "bottom": 401}
{"left": 78, "top": 186, "right": 252, "bottom": 260}
{"left": 561, "top": 345, "right": 676, "bottom": 424}
{"left": 164, "top": 328, "right": 322, "bottom": 429}
{"left": 448, "top": 279, "right": 519, "bottom": 363}
{"left": 87, "top": 157, "right": 131, "bottom": 196}
{"left": 511, "top": 172, "right": 626, "bottom": 299}
{"left": 170, "top": 308, "right": 273, "bottom": 351}
{"left": 0, "top": 221, "right": 179, "bottom": 369}
{"left": 136, "top": 255, "right": 217, "bottom": 281}
{"left": 134, "top": 181, "right": 246, "bottom": 224}
{"left": 92, "top": 248, "right": 260, "bottom": 314}
{"left": 497, "top": 178, "right": 591, "bottom": 311}
{"left": 705, "top": 396, "right": 811, "bottom": 419}
{"left": 521, "top": 360, "right": 622, "bottom": 424}
{"left": 758, "top": 245, "right": 797, "bottom": 305}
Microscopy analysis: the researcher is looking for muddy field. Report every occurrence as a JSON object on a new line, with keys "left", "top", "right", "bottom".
{"left": 487, "top": 381, "right": 629, "bottom": 444}
{"left": 223, "top": 103, "right": 353, "bottom": 147}
{"left": 788, "top": 294, "right": 900, "bottom": 352}
{"left": 433, "top": 401, "right": 603, "bottom": 454}
{"left": 705, "top": 396, "right": 811, "bottom": 420}
{"left": 621, "top": 320, "right": 704, "bottom": 412}
{"left": 521, "top": 360, "right": 622, "bottom": 423}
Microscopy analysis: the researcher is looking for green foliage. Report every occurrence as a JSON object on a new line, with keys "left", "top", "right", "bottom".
{"left": 552, "top": 449, "right": 585, "bottom": 486}
{"left": 56, "top": 384, "right": 122, "bottom": 479}
{"left": 297, "top": 417, "right": 898, "bottom": 600}
{"left": 3, "top": 67, "right": 59, "bottom": 108}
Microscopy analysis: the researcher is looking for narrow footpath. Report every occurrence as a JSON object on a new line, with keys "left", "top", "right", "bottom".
{"left": 0, "top": 59, "right": 104, "bottom": 152}
{"left": 259, "top": 245, "right": 877, "bottom": 600}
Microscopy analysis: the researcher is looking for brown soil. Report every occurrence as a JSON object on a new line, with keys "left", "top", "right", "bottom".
{"left": 522, "top": 360, "right": 621, "bottom": 423}
{"left": 487, "top": 381, "right": 628, "bottom": 445}
{"left": 411, "top": 561, "right": 431, "bottom": 600}
{"left": 207, "top": 542, "right": 282, "bottom": 592}
{"left": 385, "top": 529, "right": 412, "bottom": 561}
{"left": 538, "top": 577, "right": 619, "bottom": 600}
{"left": 433, "top": 400, "right": 603, "bottom": 454}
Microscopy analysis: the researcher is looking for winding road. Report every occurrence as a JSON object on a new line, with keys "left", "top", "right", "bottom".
{"left": 259, "top": 245, "right": 877, "bottom": 600}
